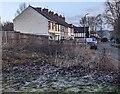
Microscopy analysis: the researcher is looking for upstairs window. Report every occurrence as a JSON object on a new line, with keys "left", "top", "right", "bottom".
{"left": 48, "top": 21, "right": 51, "bottom": 30}
{"left": 52, "top": 22, "right": 54, "bottom": 30}
{"left": 58, "top": 25, "right": 60, "bottom": 31}
{"left": 55, "top": 23, "right": 57, "bottom": 31}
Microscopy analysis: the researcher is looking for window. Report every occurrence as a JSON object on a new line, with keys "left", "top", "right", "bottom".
{"left": 58, "top": 25, "right": 59, "bottom": 31}
{"left": 61, "top": 26, "right": 64, "bottom": 32}
{"left": 55, "top": 23, "right": 57, "bottom": 31}
{"left": 52, "top": 22, "right": 54, "bottom": 30}
{"left": 48, "top": 21, "right": 50, "bottom": 30}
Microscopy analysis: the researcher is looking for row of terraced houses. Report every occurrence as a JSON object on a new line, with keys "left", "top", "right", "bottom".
{"left": 13, "top": 5, "right": 92, "bottom": 41}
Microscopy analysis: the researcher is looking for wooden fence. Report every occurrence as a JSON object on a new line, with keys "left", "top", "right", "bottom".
{"left": 2, "top": 31, "right": 49, "bottom": 48}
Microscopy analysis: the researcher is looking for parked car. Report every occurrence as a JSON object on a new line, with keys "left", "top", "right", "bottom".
{"left": 89, "top": 41, "right": 97, "bottom": 50}
{"left": 110, "top": 39, "right": 115, "bottom": 46}
{"left": 101, "top": 37, "right": 108, "bottom": 42}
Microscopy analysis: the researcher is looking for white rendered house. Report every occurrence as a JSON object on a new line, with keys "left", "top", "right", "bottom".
{"left": 13, "top": 5, "right": 74, "bottom": 40}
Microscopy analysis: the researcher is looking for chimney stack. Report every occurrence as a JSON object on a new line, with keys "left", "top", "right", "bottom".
{"left": 59, "top": 15, "right": 63, "bottom": 20}
{"left": 35, "top": 7, "right": 42, "bottom": 12}
{"left": 49, "top": 11, "right": 54, "bottom": 15}
{"left": 54, "top": 13, "right": 58, "bottom": 17}
{"left": 62, "top": 16, "right": 65, "bottom": 21}
{"left": 59, "top": 15, "right": 62, "bottom": 18}
{"left": 39, "top": 8, "right": 41, "bottom": 12}
{"left": 43, "top": 8, "right": 48, "bottom": 13}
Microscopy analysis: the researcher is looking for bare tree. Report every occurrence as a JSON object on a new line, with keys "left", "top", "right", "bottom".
{"left": 15, "top": 3, "right": 27, "bottom": 17}
{"left": 87, "top": 16, "right": 96, "bottom": 32}
{"left": 79, "top": 17, "right": 85, "bottom": 27}
{"left": 2, "top": 21, "right": 13, "bottom": 31}
{"left": 95, "top": 14, "right": 106, "bottom": 31}
{"left": 105, "top": 0, "right": 120, "bottom": 43}
{"left": 79, "top": 16, "right": 96, "bottom": 32}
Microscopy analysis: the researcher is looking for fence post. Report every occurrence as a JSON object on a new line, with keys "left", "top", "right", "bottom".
{"left": 5, "top": 31, "right": 7, "bottom": 44}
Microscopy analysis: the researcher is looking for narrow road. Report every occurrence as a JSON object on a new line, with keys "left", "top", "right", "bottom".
{"left": 97, "top": 42, "right": 119, "bottom": 70}
{"left": 98, "top": 42, "right": 119, "bottom": 60}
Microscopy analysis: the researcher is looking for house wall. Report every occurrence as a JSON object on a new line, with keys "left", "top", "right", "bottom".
{"left": 68, "top": 27, "right": 74, "bottom": 39}
{"left": 74, "top": 33, "right": 86, "bottom": 38}
{"left": 64, "top": 27, "right": 68, "bottom": 39}
{"left": 48, "top": 21, "right": 61, "bottom": 40}
{"left": 68, "top": 28, "right": 71, "bottom": 36}
{"left": 13, "top": 7, "right": 49, "bottom": 35}
{"left": 71, "top": 28, "right": 74, "bottom": 39}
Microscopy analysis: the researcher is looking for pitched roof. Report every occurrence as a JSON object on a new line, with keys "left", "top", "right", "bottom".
{"left": 90, "top": 31, "right": 98, "bottom": 34}
{"left": 74, "top": 26, "right": 89, "bottom": 33}
{"left": 30, "top": 6, "right": 71, "bottom": 27}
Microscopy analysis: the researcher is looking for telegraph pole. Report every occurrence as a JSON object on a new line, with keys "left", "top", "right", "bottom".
{"left": 84, "top": 13, "right": 89, "bottom": 45}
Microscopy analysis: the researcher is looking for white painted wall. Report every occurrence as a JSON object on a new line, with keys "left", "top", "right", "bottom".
{"left": 74, "top": 33, "right": 86, "bottom": 38}
{"left": 67, "top": 27, "right": 74, "bottom": 39}
{"left": 68, "top": 28, "right": 71, "bottom": 36}
{"left": 13, "top": 6, "right": 49, "bottom": 35}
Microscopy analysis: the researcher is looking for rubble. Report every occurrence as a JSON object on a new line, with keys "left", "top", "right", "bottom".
{"left": 2, "top": 44, "right": 119, "bottom": 92}
{"left": 2, "top": 58, "right": 119, "bottom": 92}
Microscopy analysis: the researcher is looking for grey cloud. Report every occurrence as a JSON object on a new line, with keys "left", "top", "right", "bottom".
{"left": 84, "top": 6, "right": 105, "bottom": 13}
{"left": 66, "top": 15, "right": 82, "bottom": 26}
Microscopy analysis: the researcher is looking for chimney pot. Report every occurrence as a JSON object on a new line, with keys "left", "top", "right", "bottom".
{"left": 38, "top": 8, "right": 41, "bottom": 12}
{"left": 59, "top": 15, "right": 62, "bottom": 18}
{"left": 43, "top": 8, "right": 48, "bottom": 13}
{"left": 55, "top": 13, "right": 58, "bottom": 16}
{"left": 54, "top": 13, "right": 58, "bottom": 18}
{"left": 49, "top": 11, "right": 54, "bottom": 15}
{"left": 35, "top": 7, "right": 42, "bottom": 12}
{"left": 62, "top": 16, "right": 65, "bottom": 21}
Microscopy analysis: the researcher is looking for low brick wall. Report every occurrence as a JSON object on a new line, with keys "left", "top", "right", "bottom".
{"left": 2, "top": 31, "right": 49, "bottom": 48}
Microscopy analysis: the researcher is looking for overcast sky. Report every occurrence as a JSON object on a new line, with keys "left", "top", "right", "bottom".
{"left": 0, "top": 2, "right": 106, "bottom": 26}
